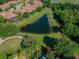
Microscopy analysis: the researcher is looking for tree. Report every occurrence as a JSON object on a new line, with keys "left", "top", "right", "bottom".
{"left": 62, "top": 23, "right": 79, "bottom": 37}
{"left": 61, "top": 9, "right": 76, "bottom": 23}
{"left": 0, "top": 8, "right": 3, "bottom": 12}
{"left": 42, "top": 0, "right": 50, "bottom": 7}
{"left": 52, "top": 4, "right": 79, "bottom": 25}
{"left": 22, "top": 12, "right": 30, "bottom": 18}
{"left": 0, "top": 0, "right": 12, "bottom": 4}
{"left": 0, "top": 0, "right": 4, "bottom": 4}
{"left": 46, "top": 48, "right": 55, "bottom": 59}
{"left": 43, "top": 36, "right": 78, "bottom": 59}
{"left": 0, "top": 23, "right": 18, "bottom": 37}
{"left": 21, "top": 35, "right": 36, "bottom": 49}
{"left": 21, "top": 35, "right": 38, "bottom": 59}
{"left": 54, "top": 39, "right": 78, "bottom": 58}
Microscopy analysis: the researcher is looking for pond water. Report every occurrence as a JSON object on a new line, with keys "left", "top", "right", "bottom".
{"left": 20, "top": 15, "right": 50, "bottom": 34}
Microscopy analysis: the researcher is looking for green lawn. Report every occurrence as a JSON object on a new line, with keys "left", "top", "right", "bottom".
{"left": 0, "top": 37, "right": 22, "bottom": 59}
{"left": 21, "top": 32, "right": 64, "bottom": 46}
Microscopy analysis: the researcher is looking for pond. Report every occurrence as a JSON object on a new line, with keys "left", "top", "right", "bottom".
{"left": 20, "top": 15, "right": 50, "bottom": 34}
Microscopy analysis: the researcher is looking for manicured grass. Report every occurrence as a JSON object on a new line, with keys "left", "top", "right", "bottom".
{"left": 0, "top": 36, "right": 23, "bottom": 59}
{"left": 21, "top": 32, "right": 63, "bottom": 46}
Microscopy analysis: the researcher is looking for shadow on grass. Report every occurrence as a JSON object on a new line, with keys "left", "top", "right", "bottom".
{"left": 42, "top": 36, "right": 76, "bottom": 59}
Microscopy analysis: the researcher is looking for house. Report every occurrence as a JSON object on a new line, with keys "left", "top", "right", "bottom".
{"left": 8, "top": 0, "right": 22, "bottom": 5}
{"left": 0, "top": 3, "right": 10, "bottom": 9}
{"left": 0, "top": 0, "right": 22, "bottom": 9}
{"left": 31, "top": 0, "right": 43, "bottom": 10}
{"left": 22, "top": 4, "right": 34, "bottom": 13}
{"left": 15, "top": 4, "right": 34, "bottom": 13}
{"left": 31, "top": 0, "right": 43, "bottom": 7}
{"left": 0, "top": 11, "right": 17, "bottom": 20}
{"left": 15, "top": 0, "right": 43, "bottom": 13}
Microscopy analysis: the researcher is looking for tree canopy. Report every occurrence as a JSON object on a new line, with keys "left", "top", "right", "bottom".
{"left": 62, "top": 23, "right": 79, "bottom": 37}
{"left": 43, "top": 36, "right": 78, "bottom": 59}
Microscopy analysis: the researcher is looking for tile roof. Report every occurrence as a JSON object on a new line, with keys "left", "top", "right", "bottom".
{"left": 22, "top": 4, "right": 33, "bottom": 13}
{"left": 15, "top": 0, "right": 43, "bottom": 13}
{"left": 31, "top": 0, "right": 43, "bottom": 10}
{"left": 0, "top": 0, "right": 22, "bottom": 9}
{"left": 0, "top": 11, "right": 17, "bottom": 20}
{"left": 8, "top": 0, "right": 22, "bottom": 5}
{"left": 0, "top": 3, "right": 10, "bottom": 9}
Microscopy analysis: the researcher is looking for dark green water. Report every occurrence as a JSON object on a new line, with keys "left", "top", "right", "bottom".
{"left": 20, "top": 15, "right": 50, "bottom": 33}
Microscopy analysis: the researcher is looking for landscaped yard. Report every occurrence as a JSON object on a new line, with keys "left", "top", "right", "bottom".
{"left": 0, "top": 36, "right": 23, "bottom": 59}
{"left": 21, "top": 32, "right": 65, "bottom": 46}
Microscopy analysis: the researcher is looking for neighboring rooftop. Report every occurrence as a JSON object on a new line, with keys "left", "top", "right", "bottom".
{"left": 8, "top": 0, "right": 22, "bottom": 5}
{"left": 0, "top": 11, "right": 17, "bottom": 20}
{"left": 0, "top": 0, "right": 22, "bottom": 9}
{"left": 22, "top": 4, "right": 34, "bottom": 13}
{"left": 0, "top": 3, "right": 10, "bottom": 9}
{"left": 0, "top": 0, "right": 43, "bottom": 20}
{"left": 15, "top": 0, "right": 43, "bottom": 13}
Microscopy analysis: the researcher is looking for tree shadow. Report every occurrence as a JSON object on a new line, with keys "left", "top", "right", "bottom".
{"left": 43, "top": 36, "right": 58, "bottom": 49}
{"left": 41, "top": 46, "right": 47, "bottom": 55}
{"left": 6, "top": 53, "right": 12, "bottom": 59}
{"left": 43, "top": 36, "right": 76, "bottom": 59}
{"left": 62, "top": 56, "right": 76, "bottom": 59}
{"left": 70, "top": 35, "right": 79, "bottom": 44}
{"left": 53, "top": 13, "right": 64, "bottom": 26}
{"left": 52, "top": 26, "right": 61, "bottom": 32}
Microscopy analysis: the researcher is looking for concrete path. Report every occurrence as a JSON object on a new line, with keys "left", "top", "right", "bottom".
{"left": 0, "top": 36, "right": 23, "bottom": 45}
{"left": 0, "top": 38, "right": 5, "bottom": 45}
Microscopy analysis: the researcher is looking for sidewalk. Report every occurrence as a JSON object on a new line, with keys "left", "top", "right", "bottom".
{"left": 0, "top": 36, "right": 23, "bottom": 45}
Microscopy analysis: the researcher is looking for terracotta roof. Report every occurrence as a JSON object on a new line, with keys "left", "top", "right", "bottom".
{"left": 32, "top": 0, "right": 43, "bottom": 8}
{"left": 0, "top": 11, "right": 17, "bottom": 20}
{"left": 0, "top": 3, "right": 10, "bottom": 9}
{"left": 22, "top": 4, "right": 33, "bottom": 13}
{"left": 15, "top": 0, "right": 43, "bottom": 13}
{"left": 0, "top": 0, "right": 22, "bottom": 9}
{"left": 8, "top": 1, "right": 22, "bottom": 5}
